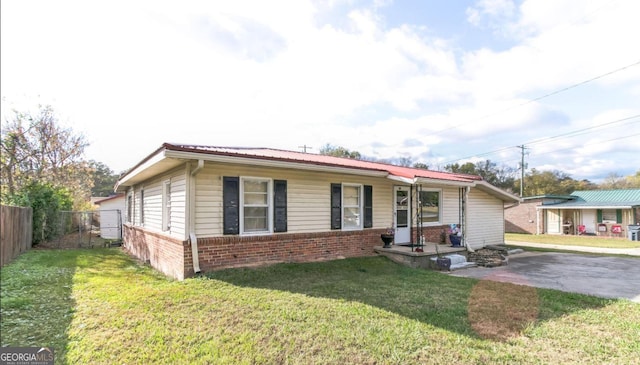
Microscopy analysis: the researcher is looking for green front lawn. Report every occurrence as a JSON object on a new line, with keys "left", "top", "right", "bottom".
{"left": 1, "top": 249, "right": 638, "bottom": 364}
{"left": 506, "top": 233, "right": 640, "bottom": 249}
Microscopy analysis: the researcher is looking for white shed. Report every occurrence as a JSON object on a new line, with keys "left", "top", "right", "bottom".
{"left": 94, "top": 194, "right": 125, "bottom": 240}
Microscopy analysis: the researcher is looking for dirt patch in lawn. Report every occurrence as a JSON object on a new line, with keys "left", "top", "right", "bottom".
{"left": 468, "top": 279, "right": 539, "bottom": 341}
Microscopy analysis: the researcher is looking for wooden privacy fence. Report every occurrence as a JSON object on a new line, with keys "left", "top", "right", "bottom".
{"left": 1, "top": 205, "right": 33, "bottom": 267}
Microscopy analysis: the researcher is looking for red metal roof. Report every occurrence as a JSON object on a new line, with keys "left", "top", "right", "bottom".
{"left": 164, "top": 143, "right": 482, "bottom": 183}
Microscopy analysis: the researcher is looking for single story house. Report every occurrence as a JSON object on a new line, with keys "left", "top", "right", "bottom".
{"left": 505, "top": 195, "right": 573, "bottom": 234}
{"left": 93, "top": 194, "right": 125, "bottom": 240}
{"left": 506, "top": 189, "right": 640, "bottom": 236}
{"left": 115, "top": 143, "right": 520, "bottom": 280}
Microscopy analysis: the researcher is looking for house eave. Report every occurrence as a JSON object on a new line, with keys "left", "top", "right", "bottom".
{"left": 115, "top": 149, "right": 186, "bottom": 192}
{"left": 538, "top": 205, "right": 636, "bottom": 210}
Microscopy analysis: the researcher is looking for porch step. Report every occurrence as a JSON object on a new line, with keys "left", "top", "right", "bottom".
{"left": 430, "top": 254, "right": 477, "bottom": 271}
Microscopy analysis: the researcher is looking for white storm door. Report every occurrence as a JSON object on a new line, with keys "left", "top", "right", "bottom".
{"left": 582, "top": 210, "right": 596, "bottom": 234}
{"left": 394, "top": 186, "right": 411, "bottom": 244}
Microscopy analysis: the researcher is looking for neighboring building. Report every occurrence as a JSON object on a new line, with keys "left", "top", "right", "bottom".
{"left": 506, "top": 189, "right": 640, "bottom": 236}
{"left": 94, "top": 194, "right": 125, "bottom": 240}
{"left": 505, "top": 195, "right": 573, "bottom": 234}
{"left": 115, "top": 143, "right": 520, "bottom": 280}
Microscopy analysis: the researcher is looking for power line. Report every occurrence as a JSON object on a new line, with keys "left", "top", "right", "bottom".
{"left": 431, "top": 59, "right": 640, "bottom": 137}
{"left": 441, "top": 114, "right": 640, "bottom": 165}
{"left": 525, "top": 115, "right": 640, "bottom": 146}
{"left": 527, "top": 132, "right": 640, "bottom": 157}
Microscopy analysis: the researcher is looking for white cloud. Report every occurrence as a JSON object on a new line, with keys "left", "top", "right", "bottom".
{"left": 466, "top": 0, "right": 517, "bottom": 29}
{"left": 2, "top": 0, "right": 638, "bottom": 180}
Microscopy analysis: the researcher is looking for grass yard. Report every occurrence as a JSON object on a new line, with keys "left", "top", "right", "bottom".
{"left": 1, "top": 248, "right": 639, "bottom": 364}
{"left": 506, "top": 232, "right": 640, "bottom": 249}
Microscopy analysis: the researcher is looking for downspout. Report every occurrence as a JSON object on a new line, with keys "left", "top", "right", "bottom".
{"left": 464, "top": 186, "right": 474, "bottom": 253}
{"left": 189, "top": 159, "right": 204, "bottom": 273}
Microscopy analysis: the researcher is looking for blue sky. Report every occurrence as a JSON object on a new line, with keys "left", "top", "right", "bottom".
{"left": 2, "top": 0, "right": 639, "bottom": 182}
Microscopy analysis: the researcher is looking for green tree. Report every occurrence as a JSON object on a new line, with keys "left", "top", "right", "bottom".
{"left": 6, "top": 181, "right": 73, "bottom": 244}
{"left": 319, "top": 144, "right": 362, "bottom": 159}
{"left": 444, "top": 160, "right": 516, "bottom": 192}
{"left": 444, "top": 162, "right": 477, "bottom": 175}
{"left": 625, "top": 170, "right": 640, "bottom": 188}
{"left": 520, "top": 169, "right": 571, "bottom": 196}
{"left": 1, "top": 104, "right": 92, "bottom": 208}
{"left": 89, "top": 160, "right": 119, "bottom": 196}
{"left": 412, "top": 162, "right": 429, "bottom": 170}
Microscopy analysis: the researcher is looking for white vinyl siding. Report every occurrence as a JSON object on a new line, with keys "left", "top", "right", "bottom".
{"left": 441, "top": 187, "right": 462, "bottom": 224}
{"left": 170, "top": 172, "right": 187, "bottom": 237}
{"left": 193, "top": 163, "right": 394, "bottom": 237}
{"left": 143, "top": 182, "right": 162, "bottom": 229}
{"left": 126, "top": 193, "right": 133, "bottom": 223}
{"left": 465, "top": 189, "right": 505, "bottom": 249}
{"left": 162, "top": 180, "right": 171, "bottom": 231}
{"left": 126, "top": 169, "right": 187, "bottom": 239}
{"left": 132, "top": 187, "right": 142, "bottom": 226}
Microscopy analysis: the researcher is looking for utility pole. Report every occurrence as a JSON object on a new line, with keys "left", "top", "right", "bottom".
{"left": 298, "top": 145, "right": 312, "bottom": 153}
{"left": 518, "top": 145, "right": 528, "bottom": 197}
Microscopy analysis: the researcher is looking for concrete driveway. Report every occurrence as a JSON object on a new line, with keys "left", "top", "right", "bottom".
{"left": 450, "top": 251, "right": 640, "bottom": 303}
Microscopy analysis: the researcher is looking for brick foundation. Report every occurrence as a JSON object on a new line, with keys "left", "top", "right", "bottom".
{"left": 123, "top": 225, "right": 457, "bottom": 280}
{"left": 185, "top": 229, "right": 387, "bottom": 278}
{"left": 412, "top": 225, "right": 450, "bottom": 244}
{"left": 123, "top": 225, "right": 188, "bottom": 280}
{"left": 123, "top": 226, "right": 392, "bottom": 280}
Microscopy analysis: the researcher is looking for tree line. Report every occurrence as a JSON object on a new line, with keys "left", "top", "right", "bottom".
{"left": 319, "top": 144, "right": 640, "bottom": 195}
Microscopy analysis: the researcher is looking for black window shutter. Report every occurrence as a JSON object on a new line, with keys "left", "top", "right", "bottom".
{"left": 364, "top": 185, "right": 373, "bottom": 228}
{"left": 223, "top": 177, "right": 240, "bottom": 235}
{"left": 274, "top": 180, "right": 287, "bottom": 232}
{"left": 330, "top": 183, "right": 342, "bottom": 230}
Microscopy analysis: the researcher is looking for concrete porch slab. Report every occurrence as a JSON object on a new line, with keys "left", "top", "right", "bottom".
{"left": 374, "top": 244, "right": 467, "bottom": 270}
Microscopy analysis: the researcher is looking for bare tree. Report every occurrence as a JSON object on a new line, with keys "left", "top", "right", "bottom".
{"left": 1, "top": 105, "right": 92, "bottom": 207}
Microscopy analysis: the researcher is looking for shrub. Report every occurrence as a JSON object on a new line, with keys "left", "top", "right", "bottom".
{"left": 8, "top": 181, "right": 73, "bottom": 244}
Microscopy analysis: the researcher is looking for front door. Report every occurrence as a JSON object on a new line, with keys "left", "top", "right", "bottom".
{"left": 394, "top": 186, "right": 411, "bottom": 244}
{"left": 546, "top": 209, "right": 561, "bottom": 234}
{"left": 582, "top": 210, "right": 596, "bottom": 234}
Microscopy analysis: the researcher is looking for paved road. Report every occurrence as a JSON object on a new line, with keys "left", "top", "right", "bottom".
{"left": 450, "top": 250, "right": 640, "bottom": 303}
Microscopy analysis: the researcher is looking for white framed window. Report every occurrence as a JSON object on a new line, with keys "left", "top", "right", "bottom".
{"left": 419, "top": 189, "right": 441, "bottom": 225}
{"left": 240, "top": 177, "right": 272, "bottom": 234}
{"left": 342, "top": 184, "right": 362, "bottom": 230}
{"left": 162, "top": 180, "right": 171, "bottom": 231}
